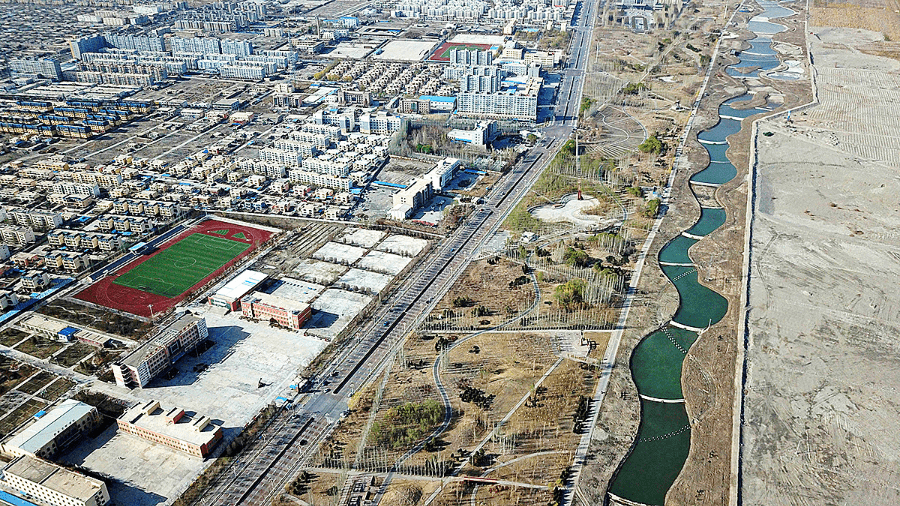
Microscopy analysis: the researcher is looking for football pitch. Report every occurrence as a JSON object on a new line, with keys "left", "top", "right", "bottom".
{"left": 440, "top": 44, "right": 487, "bottom": 57}
{"left": 113, "top": 233, "right": 249, "bottom": 298}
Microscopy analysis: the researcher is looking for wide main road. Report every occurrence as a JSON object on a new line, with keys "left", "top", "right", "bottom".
{"left": 200, "top": 1, "right": 600, "bottom": 504}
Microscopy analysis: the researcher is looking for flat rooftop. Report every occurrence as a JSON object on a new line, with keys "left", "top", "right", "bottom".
{"left": 119, "top": 400, "right": 218, "bottom": 448}
{"left": 20, "top": 314, "right": 68, "bottom": 334}
{"left": 375, "top": 39, "right": 439, "bottom": 61}
{"left": 5, "top": 455, "right": 104, "bottom": 501}
{"left": 212, "top": 269, "right": 267, "bottom": 302}
{"left": 244, "top": 291, "right": 310, "bottom": 315}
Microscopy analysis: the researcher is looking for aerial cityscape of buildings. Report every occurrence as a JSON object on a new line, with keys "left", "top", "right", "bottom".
{"left": 0, "top": 0, "right": 888, "bottom": 504}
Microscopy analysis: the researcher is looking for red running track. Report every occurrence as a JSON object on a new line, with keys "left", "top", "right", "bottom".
{"left": 75, "top": 219, "right": 273, "bottom": 318}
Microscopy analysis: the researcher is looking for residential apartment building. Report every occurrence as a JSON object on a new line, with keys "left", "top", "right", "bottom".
{"left": 219, "top": 64, "right": 267, "bottom": 80}
{"left": 117, "top": 400, "right": 222, "bottom": 457}
{"left": 2, "top": 455, "right": 109, "bottom": 506}
{"left": 169, "top": 36, "right": 221, "bottom": 54}
{"left": 300, "top": 157, "right": 351, "bottom": 178}
{"left": 71, "top": 171, "right": 124, "bottom": 187}
{"left": 95, "top": 215, "right": 153, "bottom": 233}
{"left": 51, "top": 181, "right": 101, "bottom": 197}
{"left": 272, "top": 139, "right": 317, "bottom": 157}
{"left": 9, "top": 209, "right": 63, "bottom": 229}
{"left": 112, "top": 313, "right": 208, "bottom": 388}
{"left": 221, "top": 38, "right": 253, "bottom": 56}
{"left": 312, "top": 108, "right": 357, "bottom": 133}
{"left": 241, "top": 291, "right": 312, "bottom": 329}
{"left": 9, "top": 58, "right": 62, "bottom": 80}
{"left": 21, "top": 271, "right": 51, "bottom": 291}
{"left": 75, "top": 65, "right": 167, "bottom": 86}
{"left": 103, "top": 33, "right": 165, "bottom": 52}
{"left": 449, "top": 48, "right": 493, "bottom": 66}
{"left": 299, "top": 123, "right": 342, "bottom": 142}
{"left": 0, "top": 226, "right": 36, "bottom": 245}
{"left": 288, "top": 170, "right": 351, "bottom": 191}
{"left": 259, "top": 147, "right": 302, "bottom": 167}
{"left": 456, "top": 77, "right": 541, "bottom": 122}
{"left": 235, "top": 159, "right": 287, "bottom": 179}
{"left": 47, "top": 193, "right": 95, "bottom": 208}
{"left": 46, "top": 229, "right": 122, "bottom": 251}
{"left": 459, "top": 66, "right": 502, "bottom": 93}
{"left": 111, "top": 199, "right": 183, "bottom": 219}
{"left": 70, "top": 34, "right": 107, "bottom": 60}
{"left": 45, "top": 250, "right": 91, "bottom": 273}
{"left": 359, "top": 111, "right": 406, "bottom": 135}
{"left": 0, "top": 290, "right": 19, "bottom": 309}
{"left": 288, "top": 129, "right": 334, "bottom": 149}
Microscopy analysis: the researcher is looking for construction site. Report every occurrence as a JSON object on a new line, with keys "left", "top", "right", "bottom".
{"left": 742, "top": 5, "right": 900, "bottom": 503}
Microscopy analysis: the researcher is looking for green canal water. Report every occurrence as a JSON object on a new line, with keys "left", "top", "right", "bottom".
{"left": 608, "top": 2, "right": 791, "bottom": 503}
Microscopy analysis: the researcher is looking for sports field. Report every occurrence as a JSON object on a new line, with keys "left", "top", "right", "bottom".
{"left": 113, "top": 233, "right": 249, "bottom": 298}
{"left": 76, "top": 218, "right": 276, "bottom": 317}
{"left": 428, "top": 42, "right": 494, "bottom": 61}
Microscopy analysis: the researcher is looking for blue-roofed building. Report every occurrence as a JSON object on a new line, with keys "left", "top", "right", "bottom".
{"left": 128, "top": 241, "right": 148, "bottom": 254}
{"left": 0, "top": 488, "right": 40, "bottom": 506}
{"left": 419, "top": 95, "right": 457, "bottom": 112}
{"left": 448, "top": 121, "right": 497, "bottom": 147}
{"left": 57, "top": 327, "right": 80, "bottom": 342}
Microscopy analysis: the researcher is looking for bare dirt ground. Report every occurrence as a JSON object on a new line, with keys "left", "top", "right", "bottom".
{"left": 427, "top": 257, "right": 537, "bottom": 329}
{"left": 303, "top": 323, "right": 601, "bottom": 505}
{"left": 811, "top": 0, "right": 900, "bottom": 40}
{"left": 429, "top": 481, "right": 552, "bottom": 506}
{"left": 741, "top": 25, "right": 900, "bottom": 505}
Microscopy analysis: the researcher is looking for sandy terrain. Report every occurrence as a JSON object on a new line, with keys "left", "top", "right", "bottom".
{"left": 530, "top": 196, "right": 608, "bottom": 229}
{"left": 741, "top": 27, "right": 900, "bottom": 504}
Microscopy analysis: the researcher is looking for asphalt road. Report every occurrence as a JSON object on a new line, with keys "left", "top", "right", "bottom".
{"left": 200, "top": 1, "right": 600, "bottom": 503}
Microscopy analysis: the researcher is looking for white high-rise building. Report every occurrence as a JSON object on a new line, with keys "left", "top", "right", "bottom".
{"left": 221, "top": 38, "right": 253, "bottom": 56}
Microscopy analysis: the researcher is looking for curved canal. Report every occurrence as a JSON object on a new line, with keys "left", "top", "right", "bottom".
{"left": 607, "top": 2, "right": 793, "bottom": 504}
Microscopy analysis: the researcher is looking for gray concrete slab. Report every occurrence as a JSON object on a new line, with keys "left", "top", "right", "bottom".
{"left": 307, "top": 289, "right": 371, "bottom": 340}
{"left": 376, "top": 235, "right": 428, "bottom": 257}
{"left": 61, "top": 424, "right": 203, "bottom": 506}
{"left": 312, "top": 242, "right": 367, "bottom": 265}
{"left": 355, "top": 250, "right": 411, "bottom": 275}
{"left": 130, "top": 310, "right": 326, "bottom": 426}
{"left": 268, "top": 277, "right": 325, "bottom": 305}
{"left": 335, "top": 268, "right": 392, "bottom": 294}
{"left": 293, "top": 259, "right": 348, "bottom": 285}
{"left": 337, "top": 228, "right": 385, "bottom": 248}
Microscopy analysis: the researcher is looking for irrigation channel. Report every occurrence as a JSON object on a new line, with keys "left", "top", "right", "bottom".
{"left": 606, "top": 2, "right": 793, "bottom": 504}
